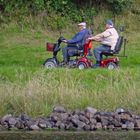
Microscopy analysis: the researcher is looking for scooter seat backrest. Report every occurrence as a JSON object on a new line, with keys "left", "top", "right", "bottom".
{"left": 83, "top": 41, "right": 92, "bottom": 56}
{"left": 114, "top": 36, "right": 123, "bottom": 54}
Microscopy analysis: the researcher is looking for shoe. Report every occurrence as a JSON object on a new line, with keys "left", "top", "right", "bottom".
{"left": 60, "top": 61, "right": 67, "bottom": 66}
{"left": 92, "top": 63, "right": 100, "bottom": 68}
{"left": 87, "top": 52, "right": 92, "bottom": 56}
{"left": 87, "top": 49, "right": 92, "bottom": 56}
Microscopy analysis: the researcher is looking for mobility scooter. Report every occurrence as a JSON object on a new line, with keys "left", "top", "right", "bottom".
{"left": 43, "top": 27, "right": 126, "bottom": 70}
{"left": 43, "top": 36, "right": 92, "bottom": 69}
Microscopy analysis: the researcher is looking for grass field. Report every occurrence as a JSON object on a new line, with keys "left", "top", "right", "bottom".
{"left": 0, "top": 12, "right": 140, "bottom": 117}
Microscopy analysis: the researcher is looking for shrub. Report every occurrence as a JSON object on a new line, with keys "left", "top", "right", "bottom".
{"left": 106, "top": 0, "right": 133, "bottom": 14}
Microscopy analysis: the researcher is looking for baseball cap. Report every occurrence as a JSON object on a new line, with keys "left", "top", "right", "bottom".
{"left": 78, "top": 22, "right": 86, "bottom": 27}
{"left": 106, "top": 20, "right": 113, "bottom": 26}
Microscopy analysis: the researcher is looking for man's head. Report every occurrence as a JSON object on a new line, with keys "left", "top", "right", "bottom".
{"left": 78, "top": 22, "right": 86, "bottom": 30}
{"left": 106, "top": 20, "right": 113, "bottom": 29}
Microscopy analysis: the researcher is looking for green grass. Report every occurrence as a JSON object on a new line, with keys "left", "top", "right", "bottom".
{"left": 0, "top": 68, "right": 140, "bottom": 116}
{"left": 0, "top": 12, "right": 140, "bottom": 117}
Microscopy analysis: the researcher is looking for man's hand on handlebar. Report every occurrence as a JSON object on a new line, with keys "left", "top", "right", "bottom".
{"left": 62, "top": 40, "right": 68, "bottom": 43}
{"left": 87, "top": 37, "right": 93, "bottom": 41}
{"left": 87, "top": 36, "right": 97, "bottom": 41}
{"left": 88, "top": 36, "right": 102, "bottom": 42}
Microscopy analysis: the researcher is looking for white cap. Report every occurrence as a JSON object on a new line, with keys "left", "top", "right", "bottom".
{"left": 78, "top": 22, "right": 86, "bottom": 27}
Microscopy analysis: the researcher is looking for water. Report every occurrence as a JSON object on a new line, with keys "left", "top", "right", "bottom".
{"left": 0, "top": 131, "right": 140, "bottom": 140}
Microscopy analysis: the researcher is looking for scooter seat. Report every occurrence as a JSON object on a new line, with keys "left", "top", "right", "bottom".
{"left": 101, "top": 51, "right": 114, "bottom": 56}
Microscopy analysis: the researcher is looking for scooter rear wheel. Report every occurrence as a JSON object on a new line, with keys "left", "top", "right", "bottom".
{"left": 77, "top": 62, "right": 87, "bottom": 70}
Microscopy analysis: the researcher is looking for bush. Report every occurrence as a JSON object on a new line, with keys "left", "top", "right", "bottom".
{"left": 0, "top": 0, "right": 45, "bottom": 13}
{"left": 106, "top": 0, "right": 133, "bottom": 14}
{"left": 0, "top": 0, "right": 133, "bottom": 30}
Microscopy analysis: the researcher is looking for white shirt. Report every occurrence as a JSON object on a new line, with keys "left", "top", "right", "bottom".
{"left": 101, "top": 27, "right": 119, "bottom": 50}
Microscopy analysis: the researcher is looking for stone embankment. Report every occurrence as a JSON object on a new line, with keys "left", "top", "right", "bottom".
{"left": 1, "top": 106, "right": 140, "bottom": 131}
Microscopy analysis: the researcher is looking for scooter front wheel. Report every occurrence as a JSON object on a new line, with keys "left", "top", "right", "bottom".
{"left": 43, "top": 60, "right": 57, "bottom": 69}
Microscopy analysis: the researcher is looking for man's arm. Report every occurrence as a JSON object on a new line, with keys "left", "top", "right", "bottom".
{"left": 67, "top": 34, "right": 83, "bottom": 44}
{"left": 88, "top": 33, "right": 103, "bottom": 42}
{"left": 88, "top": 30, "right": 111, "bottom": 41}
{"left": 67, "top": 30, "right": 87, "bottom": 44}
{"left": 61, "top": 33, "right": 84, "bottom": 44}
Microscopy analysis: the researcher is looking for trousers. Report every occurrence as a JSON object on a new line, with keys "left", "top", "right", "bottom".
{"left": 62, "top": 45, "right": 79, "bottom": 63}
{"left": 93, "top": 44, "right": 111, "bottom": 61}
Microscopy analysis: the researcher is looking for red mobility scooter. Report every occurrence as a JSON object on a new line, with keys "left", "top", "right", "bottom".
{"left": 75, "top": 35, "right": 125, "bottom": 70}
{"left": 43, "top": 36, "right": 92, "bottom": 69}
{"left": 43, "top": 27, "right": 126, "bottom": 69}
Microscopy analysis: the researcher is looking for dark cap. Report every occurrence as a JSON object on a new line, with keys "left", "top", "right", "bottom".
{"left": 106, "top": 20, "right": 113, "bottom": 26}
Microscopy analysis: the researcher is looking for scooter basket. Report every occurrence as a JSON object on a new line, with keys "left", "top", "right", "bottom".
{"left": 46, "top": 42, "right": 55, "bottom": 52}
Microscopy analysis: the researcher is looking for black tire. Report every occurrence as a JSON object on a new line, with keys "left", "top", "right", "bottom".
{"left": 107, "top": 62, "right": 117, "bottom": 70}
{"left": 77, "top": 62, "right": 87, "bottom": 70}
{"left": 43, "top": 60, "right": 56, "bottom": 69}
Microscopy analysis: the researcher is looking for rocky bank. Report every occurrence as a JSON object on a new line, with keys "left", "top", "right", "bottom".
{"left": 1, "top": 106, "right": 140, "bottom": 131}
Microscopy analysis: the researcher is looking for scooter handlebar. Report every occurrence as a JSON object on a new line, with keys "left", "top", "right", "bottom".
{"left": 58, "top": 36, "right": 66, "bottom": 43}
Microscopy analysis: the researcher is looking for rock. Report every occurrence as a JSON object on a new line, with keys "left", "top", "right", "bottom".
{"left": 126, "top": 121, "right": 134, "bottom": 130}
{"left": 101, "top": 117, "right": 108, "bottom": 126}
{"left": 71, "top": 114, "right": 79, "bottom": 126}
{"left": 15, "top": 120, "right": 25, "bottom": 129}
{"left": 112, "top": 119, "right": 121, "bottom": 127}
{"left": 115, "top": 108, "right": 125, "bottom": 114}
{"left": 51, "top": 112, "right": 68, "bottom": 123}
{"left": 46, "top": 120, "right": 54, "bottom": 128}
{"left": 79, "top": 115, "right": 89, "bottom": 124}
{"left": 19, "top": 114, "right": 30, "bottom": 122}
{"left": 89, "top": 118, "right": 97, "bottom": 125}
{"left": 133, "top": 115, "right": 140, "bottom": 119}
{"left": 134, "top": 119, "right": 140, "bottom": 129}
{"left": 70, "top": 114, "right": 85, "bottom": 129}
{"left": 60, "top": 113, "right": 69, "bottom": 121}
{"left": 122, "top": 124, "right": 127, "bottom": 130}
{"left": 1, "top": 114, "right": 12, "bottom": 124}
{"left": 25, "top": 120, "right": 38, "bottom": 130}
{"left": 85, "top": 107, "right": 97, "bottom": 114}
{"left": 65, "top": 122, "right": 75, "bottom": 130}
{"left": 119, "top": 113, "right": 133, "bottom": 123}
{"left": 107, "top": 125, "right": 115, "bottom": 130}
{"left": 72, "top": 109, "right": 81, "bottom": 115}
{"left": 51, "top": 114, "right": 58, "bottom": 122}
{"left": 84, "top": 124, "right": 90, "bottom": 131}
{"left": 30, "top": 125, "right": 40, "bottom": 131}
{"left": 90, "top": 124, "right": 96, "bottom": 131}
{"left": 85, "top": 107, "right": 97, "bottom": 118}
{"left": 55, "top": 120, "right": 61, "bottom": 127}
{"left": 77, "top": 121, "right": 86, "bottom": 129}
{"left": 38, "top": 122, "right": 47, "bottom": 129}
{"left": 59, "top": 123, "right": 65, "bottom": 129}
{"left": 95, "top": 122, "right": 102, "bottom": 129}
{"left": 8, "top": 117, "right": 17, "bottom": 126}
{"left": 94, "top": 113, "right": 101, "bottom": 122}
{"left": 53, "top": 106, "right": 66, "bottom": 113}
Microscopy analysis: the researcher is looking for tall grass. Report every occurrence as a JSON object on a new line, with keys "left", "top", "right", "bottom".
{"left": 0, "top": 68, "right": 140, "bottom": 116}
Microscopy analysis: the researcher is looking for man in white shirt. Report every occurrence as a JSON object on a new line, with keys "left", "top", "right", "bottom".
{"left": 88, "top": 20, "right": 119, "bottom": 68}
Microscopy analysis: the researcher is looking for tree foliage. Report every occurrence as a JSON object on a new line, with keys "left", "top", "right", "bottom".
{"left": 106, "top": 0, "right": 133, "bottom": 14}
{"left": 0, "top": 0, "right": 133, "bottom": 14}
{"left": 0, "top": 0, "right": 133, "bottom": 30}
